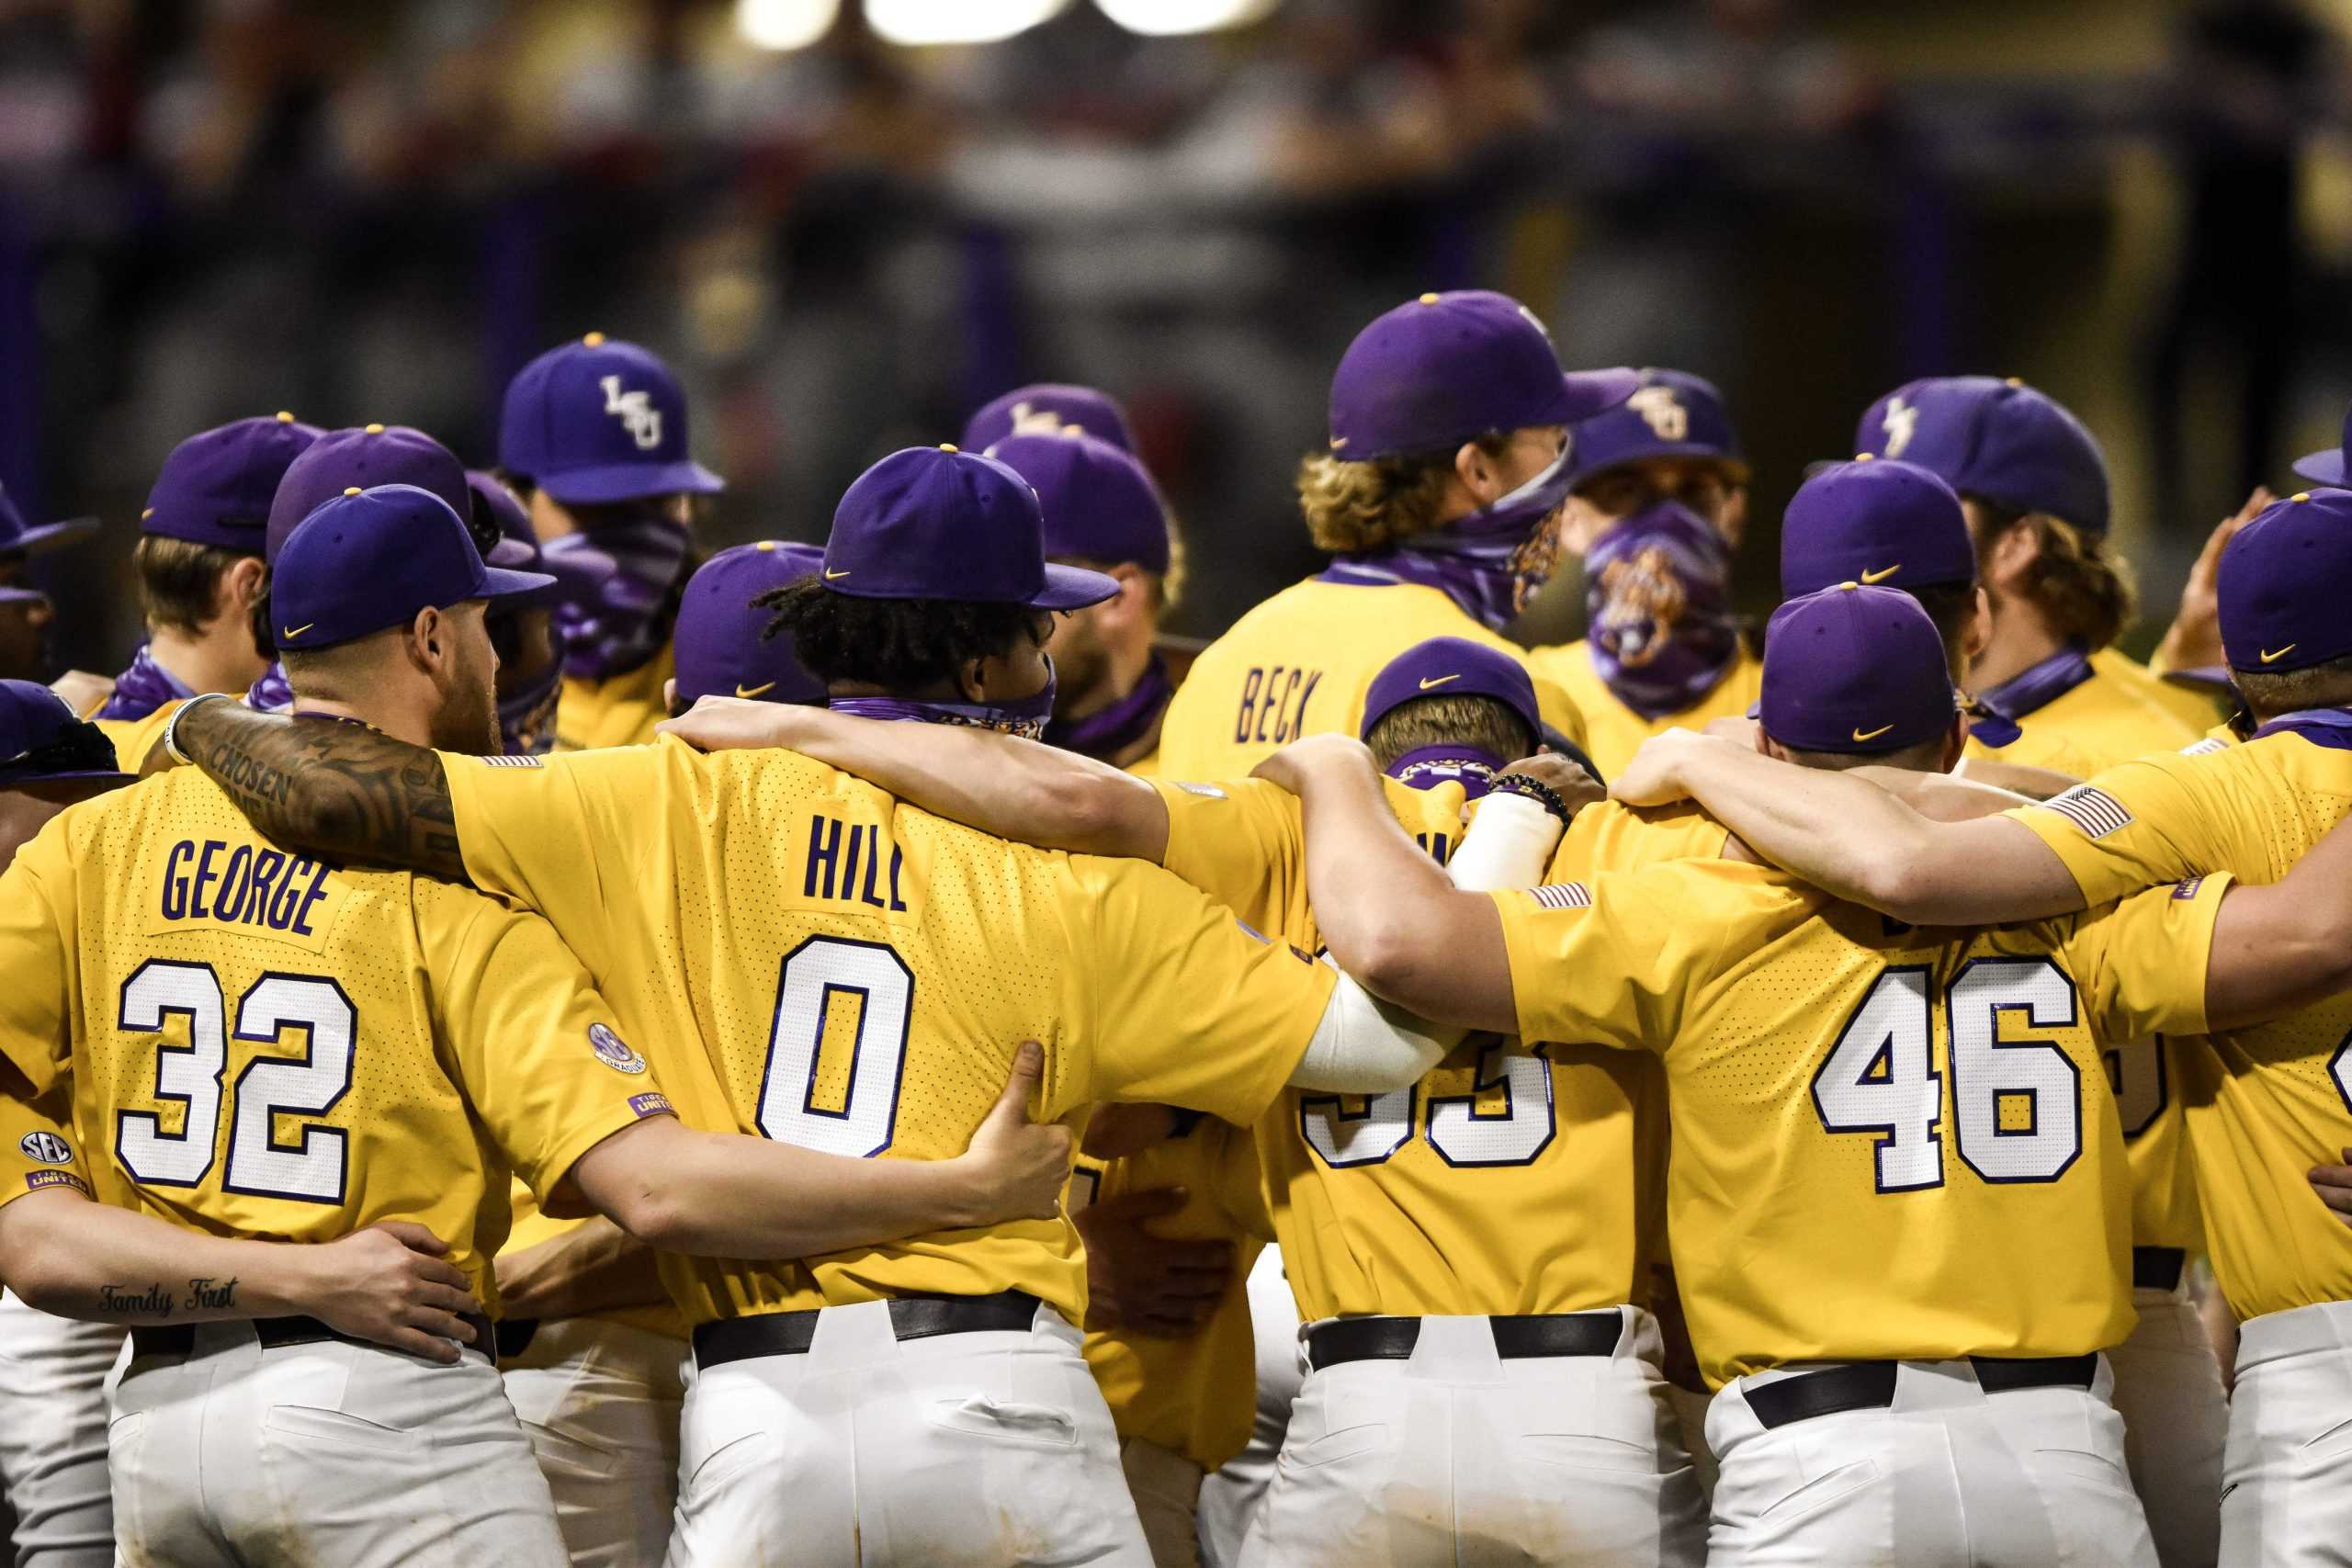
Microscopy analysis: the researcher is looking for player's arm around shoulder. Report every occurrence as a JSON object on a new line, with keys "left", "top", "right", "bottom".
{"left": 2199, "top": 809, "right": 2352, "bottom": 1031}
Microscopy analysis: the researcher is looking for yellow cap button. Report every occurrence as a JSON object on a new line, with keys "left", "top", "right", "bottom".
{"left": 2293, "top": 491, "right": 2311, "bottom": 502}
{"left": 1853, "top": 452, "right": 1873, "bottom": 462}
{"left": 343, "top": 486, "right": 362, "bottom": 497}
{"left": 363, "top": 423, "right": 385, "bottom": 434}
{"left": 1418, "top": 291, "right": 1441, "bottom": 305}
{"left": 1838, "top": 581, "right": 1860, "bottom": 592}
{"left": 582, "top": 331, "right": 605, "bottom": 346}
{"left": 938, "top": 443, "right": 958, "bottom": 454}
{"left": 2005, "top": 376, "right": 2024, "bottom": 388}
{"left": 755, "top": 540, "right": 776, "bottom": 552}
{"left": 275, "top": 411, "right": 296, "bottom": 423}
{"left": 141, "top": 508, "right": 153, "bottom": 519}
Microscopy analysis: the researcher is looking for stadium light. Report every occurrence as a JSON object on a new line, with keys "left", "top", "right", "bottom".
{"left": 1091, "top": 0, "right": 1277, "bottom": 35}
{"left": 864, "top": 0, "right": 1071, "bottom": 46}
{"left": 735, "top": 0, "right": 841, "bottom": 51}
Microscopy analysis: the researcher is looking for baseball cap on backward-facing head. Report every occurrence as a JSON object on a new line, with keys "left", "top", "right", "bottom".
{"left": 673, "top": 541, "right": 828, "bottom": 707}
{"left": 984, "top": 432, "right": 1170, "bottom": 575}
{"left": 142, "top": 412, "right": 322, "bottom": 553}
{"left": 499, "top": 333, "right": 725, "bottom": 506}
{"left": 1759, "top": 583, "right": 1959, "bottom": 756}
{"left": 1361, "top": 636, "right": 1543, "bottom": 745}
{"left": 468, "top": 469, "right": 610, "bottom": 612}
{"left": 962, "top": 384, "right": 1137, "bottom": 455}
{"left": 272, "top": 485, "right": 555, "bottom": 652}
{"left": 1781, "top": 458, "right": 1976, "bottom": 600}
{"left": 0, "top": 681, "right": 130, "bottom": 786}
{"left": 1853, "top": 376, "right": 2109, "bottom": 536}
{"left": 266, "top": 424, "right": 469, "bottom": 564}
{"left": 2218, "top": 490, "right": 2352, "bottom": 674}
{"left": 821, "top": 446, "right": 1118, "bottom": 612}
{"left": 1326, "top": 291, "right": 1638, "bottom": 462}
{"left": 1565, "top": 368, "right": 1747, "bottom": 490}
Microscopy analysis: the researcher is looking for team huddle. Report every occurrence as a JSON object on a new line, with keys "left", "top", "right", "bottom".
{"left": 0, "top": 288, "right": 2349, "bottom": 1568}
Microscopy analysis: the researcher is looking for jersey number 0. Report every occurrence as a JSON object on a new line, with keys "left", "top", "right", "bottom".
{"left": 756, "top": 936, "right": 914, "bottom": 1157}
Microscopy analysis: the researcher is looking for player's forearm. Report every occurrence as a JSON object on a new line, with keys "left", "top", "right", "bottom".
{"left": 173, "top": 698, "right": 469, "bottom": 882}
{"left": 494, "top": 1215, "right": 666, "bottom": 1319}
{"left": 0, "top": 1197, "right": 335, "bottom": 1325}
{"left": 2208, "top": 819, "right": 2352, "bottom": 1031}
{"left": 1657, "top": 741, "right": 1939, "bottom": 911}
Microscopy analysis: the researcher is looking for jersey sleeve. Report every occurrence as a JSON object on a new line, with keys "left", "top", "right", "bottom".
{"left": 2001, "top": 756, "right": 2220, "bottom": 908}
{"left": 1063, "top": 857, "right": 1340, "bottom": 1127}
{"left": 0, "top": 1085, "right": 93, "bottom": 1210}
{"left": 2057, "top": 872, "right": 2234, "bottom": 1043}
{"left": 1148, "top": 776, "right": 1302, "bottom": 929}
{"left": 421, "top": 889, "right": 676, "bottom": 1211}
{"left": 1488, "top": 868, "right": 1698, "bottom": 1051}
{"left": 0, "top": 822, "right": 78, "bottom": 1098}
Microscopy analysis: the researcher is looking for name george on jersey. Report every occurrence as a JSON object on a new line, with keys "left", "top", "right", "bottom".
{"left": 1233, "top": 665, "right": 1323, "bottom": 747}
{"left": 159, "top": 839, "right": 334, "bottom": 934}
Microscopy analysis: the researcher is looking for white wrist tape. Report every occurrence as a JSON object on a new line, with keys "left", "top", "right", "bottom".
{"left": 1445, "top": 791, "right": 1563, "bottom": 893}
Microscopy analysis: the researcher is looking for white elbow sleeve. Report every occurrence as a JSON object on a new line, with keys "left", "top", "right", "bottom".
{"left": 1446, "top": 793, "right": 1562, "bottom": 893}
{"left": 1288, "top": 972, "right": 1456, "bottom": 1092}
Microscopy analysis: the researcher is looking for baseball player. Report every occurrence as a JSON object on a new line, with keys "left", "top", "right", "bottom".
{"left": 1194, "top": 1248, "right": 1306, "bottom": 1567}
{"left": 497, "top": 333, "right": 724, "bottom": 751}
{"left": 172, "top": 446, "right": 1457, "bottom": 1566}
{"left": 87, "top": 413, "right": 321, "bottom": 765}
{"left": 987, "top": 430, "right": 1186, "bottom": 771}
{"left": 0, "top": 484, "right": 96, "bottom": 684}
{"left": 666, "top": 539, "right": 828, "bottom": 716}
{"left": 963, "top": 382, "right": 1142, "bottom": 453}
{"left": 3, "top": 483, "right": 1073, "bottom": 1567}
{"left": 1156, "top": 290, "right": 1630, "bottom": 775}
{"left": 1284, "top": 581, "right": 2352, "bottom": 1566}
{"left": 468, "top": 468, "right": 597, "bottom": 759}
{"left": 1604, "top": 490, "right": 2352, "bottom": 1564}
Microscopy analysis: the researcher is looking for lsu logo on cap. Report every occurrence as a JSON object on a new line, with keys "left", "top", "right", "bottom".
{"left": 17, "top": 1131, "right": 71, "bottom": 1166}
{"left": 598, "top": 375, "right": 663, "bottom": 452}
{"left": 588, "top": 1021, "right": 649, "bottom": 1075}
{"left": 1881, "top": 394, "right": 1919, "bottom": 459}
{"left": 1629, "top": 386, "right": 1688, "bottom": 442}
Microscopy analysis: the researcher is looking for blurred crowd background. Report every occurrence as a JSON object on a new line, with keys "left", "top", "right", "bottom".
{"left": 4, "top": 0, "right": 2349, "bottom": 668}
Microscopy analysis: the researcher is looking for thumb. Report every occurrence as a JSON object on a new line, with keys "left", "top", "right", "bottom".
{"left": 368, "top": 1221, "right": 452, "bottom": 1257}
{"left": 989, "top": 1042, "right": 1047, "bottom": 1123}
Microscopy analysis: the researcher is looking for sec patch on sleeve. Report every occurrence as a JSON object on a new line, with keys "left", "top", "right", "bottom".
{"left": 589, "top": 1021, "right": 649, "bottom": 1075}
{"left": 17, "top": 1130, "right": 72, "bottom": 1165}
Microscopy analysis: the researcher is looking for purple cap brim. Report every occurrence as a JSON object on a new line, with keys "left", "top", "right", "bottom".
{"left": 1572, "top": 440, "right": 1752, "bottom": 489}
{"left": 540, "top": 459, "right": 726, "bottom": 506}
{"left": 2290, "top": 448, "right": 2346, "bottom": 485}
{"left": 0, "top": 585, "right": 47, "bottom": 605}
{"left": 479, "top": 565, "right": 560, "bottom": 605}
{"left": 4, "top": 516, "right": 100, "bottom": 557}
{"left": 1031, "top": 562, "right": 1122, "bottom": 611}
{"left": 1545, "top": 368, "right": 1643, "bottom": 427}
{"left": 2163, "top": 665, "right": 2234, "bottom": 692}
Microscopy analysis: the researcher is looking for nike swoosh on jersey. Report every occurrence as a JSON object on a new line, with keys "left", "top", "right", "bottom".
{"left": 735, "top": 682, "right": 777, "bottom": 699}
{"left": 1851, "top": 723, "right": 1894, "bottom": 742}
{"left": 2261, "top": 644, "right": 2297, "bottom": 664}
{"left": 281, "top": 624, "right": 313, "bottom": 639}
{"left": 1418, "top": 674, "right": 1461, "bottom": 691}
{"left": 1860, "top": 565, "right": 1901, "bottom": 584}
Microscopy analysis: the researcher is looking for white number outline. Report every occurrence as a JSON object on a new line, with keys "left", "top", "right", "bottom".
{"left": 755, "top": 935, "right": 914, "bottom": 1158}
{"left": 223, "top": 974, "right": 357, "bottom": 1203}
{"left": 1427, "top": 1041, "right": 1556, "bottom": 1168}
{"left": 1811, "top": 965, "right": 1943, "bottom": 1194}
{"left": 116, "top": 960, "right": 228, "bottom": 1189}
{"left": 1300, "top": 1036, "right": 1556, "bottom": 1172}
{"left": 1947, "top": 958, "right": 2084, "bottom": 1186}
{"left": 2104, "top": 1037, "right": 2167, "bottom": 1141}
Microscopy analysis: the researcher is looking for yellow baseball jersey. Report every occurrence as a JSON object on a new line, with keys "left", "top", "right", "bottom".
{"left": 1148, "top": 773, "right": 1666, "bottom": 1321}
{"left": 437, "top": 737, "right": 1340, "bottom": 1326}
{"left": 1156, "top": 579, "right": 1585, "bottom": 778}
{"left": 1526, "top": 640, "right": 1764, "bottom": 781}
{"left": 555, "top": 641, "right": 675, "bottom": 751}
{"left": 0, "top": 770, "right": 671, "bottom": 1307}
{"left": 2007, "top": 730, "right": 2352, "bottom": 1319}
{"left": 1493, "top": 858, "right": 2229, "bottom": 1386}
{"left": 1070, "top": 1121, "right": 1271, "bottom": 1470}
{"left": 1549, "top": 798, "right": 1731, "bottom": 883}
{"left": 2098, "top": 646, "right": 2225, "bottom": 733}
{"left": 1962, "top": 659, "right": 2200, "bottom": 781}
{"left": 92, "top": 701, "right": 184, "bottom": 779}
{"left": 0, "top": 1086, "right": 94, "bottom": 1212}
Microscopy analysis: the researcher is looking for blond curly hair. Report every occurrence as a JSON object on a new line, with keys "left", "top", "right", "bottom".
{"left": 1295, "top": 435, "right": 1507, "bottom": 555}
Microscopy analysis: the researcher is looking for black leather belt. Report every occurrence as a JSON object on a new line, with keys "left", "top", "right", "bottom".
{"left": 693, "top": 1290, "right": 1043, "bottom": 1370}
{"left": 2133, "top": 1247, "right": 2186, "bottom": 1292}
{"left": 1747, "top": 1354, "right": 2099, "bottom": 1431}
{"left": 1305, "top": 1312, "right": 1622, "bottom": 1371}
{"left": 128, "top": 1312, "right": 495, "bottom": 1364}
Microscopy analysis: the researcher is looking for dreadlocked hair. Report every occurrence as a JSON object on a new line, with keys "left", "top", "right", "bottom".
{"left": 760, "top": 579, "right": 1050, "bottom": 693}
{"left": 1295, "top": 434, "right": 1510, "bottom": 555}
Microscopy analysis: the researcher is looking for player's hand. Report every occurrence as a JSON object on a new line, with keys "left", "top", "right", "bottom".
{"left": 1490, "top": 753, "right": 1605, "bottom": 819}
{"left": 1074, "top": 1187, "right": 1233, "bottom": 1337}
{"left": 2308, "top": 1148, "right": 2352, "bottom": 1226}
{"left": 1082, "top": 1103, "right": 1181, "bottom": 1160}
{"left": 1250, "top": 734, "right": 1374, "bottom": 795}
{"left": 1609, "top": 728, "right": 1718, "bottom": 807}
{"left": 302, "top": 1224, "right": 482, "bottom": 1365}
{"left": 655, "top": 694, "right": 811, "bottom": 752}
{"left": 955, "top": 1042, "right": 1075, "bottom": 1226}
{"left": 2156, "top": 487, "right": 2268, "bottom": 676}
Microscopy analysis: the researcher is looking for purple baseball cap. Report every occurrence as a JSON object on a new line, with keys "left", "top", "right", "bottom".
{"left": 821, "top": 446, "right": 1118, "bottom": 611}
{"left": 499, "top": 333, "right": 725, "bottom": 506}
{"left": 0, "top": 681, "right": 130, "bottom": 785}
{"left": 1781, "top": 457, "right": 1976, "bottom": 600}
{"left": 142, "top": 412, "right": 323, "bottom": 553}
{"left": 962, "top": 384, "right": 1137, "bottom": 455}
{"left": 272, "top": 485, "right": 555, "bottom": 651}
{"left": 1360, "top": 635, "right": 1542, "bottom": 745}
{"left": 2218, "top": 490, "right": 2352, "bottom": 673}
{"left": 1566, "top": 368, "right": 1747, "bottom": 490}
{"left": 468, "top": 469, "right": 611, "bottom": 613}
{"left": 1327, "top": 290, "right": 1639, "bottom": 461}
{"left": 1854, "top": 376, "right": 2109, "bottom": 536}
{"left": 984, "top": 432, "right": 1170, "bottom": 575}
{"left": 0, "top": 485, "right": 97, "bottom": 558}
{"left": 673, "top": 541, "right": 829, "bottom": 707}
{"left": 2291, "top": 401, "right": 2352, "bottom": 486}
{"left": 1759, "top": 582, "right": 1959, "bottom": 755}
{"left": 266, "top": 423, "right": 469, "bottom": 564}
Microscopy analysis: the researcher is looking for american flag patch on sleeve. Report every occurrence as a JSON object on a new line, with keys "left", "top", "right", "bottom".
{"left": 477, "top": 754, "right": 545, "bottom": 769}
{"left": 1530, "top": 883, "right": 1593, "bottom": 910}
{"left": 2042, "top": 784, "right": 2133, "bottom": 839}
{"left": 2179, "top": 737, "right": 2229, "bottom": 757}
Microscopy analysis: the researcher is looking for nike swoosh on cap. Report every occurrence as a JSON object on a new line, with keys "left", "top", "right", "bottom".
{"left": 1852, "top": 723, "right": 1894, "bottom": 742}
{"left": 1860, "top": 565, "right": 1901, "bottom": 584}
{"left": 735, "top": 682, "right": 776, "bottom": 699}
{"left": 1418, "top": 674, "right": 1461, "bottom": 691}
{"left": 281, "top": 623, "right": 313, "bottom": 639}
{"left": 2261, "top": 644, "right": 2297, "bottom": 664}
{"left": 823, "top": 569, "right": 851, "bottom": 581}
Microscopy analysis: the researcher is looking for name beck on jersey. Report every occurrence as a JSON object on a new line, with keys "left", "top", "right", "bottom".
{"left": 1234, "top": 665, "right": 1324, "bottom": 748}
{"left": 160, "top": 839, "right": 335, "bottom": 935}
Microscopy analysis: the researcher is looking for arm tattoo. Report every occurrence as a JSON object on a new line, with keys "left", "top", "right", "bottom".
{"left": 95, "top": 1277, "right": 239, "bottom": 1320}
{"left": 176, "top": 702, "right": 472, "bottom": 884}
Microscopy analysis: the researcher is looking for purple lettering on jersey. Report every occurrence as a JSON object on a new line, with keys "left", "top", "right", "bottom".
{"left": 858, "top": 830, "right": 888, "bottom": 908}
{"left": 1235, "top": 668, "right": 1264, "bottom": 743}
{"left": 1253, "top": 667, "right": 1287, "bottom": 746}
{"left": 247, "top": 851, "right": 285, "bottom": 928}
{"left": 266, "top": 857, "right": 310, "bottom": 929}
{"left": 887, "top": 845, "right": 909, "bottom": 912}
{"left": 160, "top": 840, "right": 194, "bottom": 920}
{"left": 190, "top": 840, "right": 224, "bottom": 919}
{"left": 288, "top": 860, "right": 332, "bottom": 936}
{"left": 1292, "top": 670, "right": 1322, "bottom": 740}
{"left": 805, "top": 815, "right": 843, "bottom": 900}
{"left": 2172, "top": 876, "right": 2205, "bottom": 900}
{"left": 24, "top": 1169, "right": 89, "bottom": 1197}
{"left": 842, "top": 824, "right": 865, "bottom": 904}
{"left": 628, "top": 1091, "right": 673, "bottom": 1119}
{"left": 213, "top": 845, "right": 254, "bottom": 925}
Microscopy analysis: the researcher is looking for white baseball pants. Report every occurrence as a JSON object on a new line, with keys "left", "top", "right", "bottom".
{"left": 664, "top": 1298, "right": 1149, "bottom": 1566}
{"left": 501, "top": 1316, "right": 686, "bottom": 1568}
{"left": 2108, "top": 1282, "right": 2226, "bottom": 1567}
{"left": 0, "top": 1291, "right": 119, "bottom": 1568}
{"left": 1236, "top": 1306, "right": 1705, "bottom": 1567}
{"left": 2221, "top": 1298, "right": 2352, "bottom": 1566}
{"left": 1195, "top": 1245, "right": 1300, "bottom": 1568}
{"left": 106, "top": 1323, "right": 565, "bottom": 1567}
{"left": 1706, "top": 1356, "right": 2155, "bottom": 1567}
